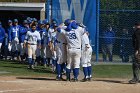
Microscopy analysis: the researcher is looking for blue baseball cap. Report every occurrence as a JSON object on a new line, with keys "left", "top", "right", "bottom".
{"left": 33, "top": 18, "right": 37, "bottom": 22}
{"left": 8, "top": 20, "right": 12, "bottom": 23}
{"left": 43, "top": 19, "right": 49, "bottom": 24}
{"left": 38, "top": 20, "right": 44, "bottom": 25}
{"left": 71, "top": 21, "right": 78, "bottom": 29}
{"left": 23, "top": 20, "right": 28, "bottom": 24}
{"left": 26, "top": 17, "right": 31, "bottom": 21}
{"left": 14, "top": 19, "right": 18, "bottom": 22}
{"left": 64, "top": 19, "right": 71, "bottom": 26}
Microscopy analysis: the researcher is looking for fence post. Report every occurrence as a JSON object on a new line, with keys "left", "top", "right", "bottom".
{"left": 96, "top": 0, "right": 100, "bottom": 62}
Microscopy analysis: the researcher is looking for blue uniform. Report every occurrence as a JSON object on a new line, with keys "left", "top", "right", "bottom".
{"left": 0, "top": 25, "right": 5, "bottom": 43}
{"left": 8, "top": 25, "right": 20, "bottom": 42}
{"left": 0, "top": 25, "right": 5, "bottom": 59}
{"left": 8, "top": 25, "right": 21, "bottom": 59}
{"left": 19, "top": 26, "right": 30, "bottom": 43}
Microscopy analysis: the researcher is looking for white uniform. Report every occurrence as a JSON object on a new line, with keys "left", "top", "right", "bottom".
{"left": 40, "top": 30, "right": 47, "bottom": 59}
{"left": 48, "top": 28, "right": 57, "bottom": 60}
{"left": 11, "top": 27, "right": 20, "bottom": 53}
{"left": 24, "top": 30, "right": 41, "bottom": 59}
{"left": 56, "top": 29, "right": 67, "bottom": 64}
{"left": 81, "top": 33, "right": 92, "bottom": 67}
{"left": 63, "top": 26, "right": 85, "bottom": 69}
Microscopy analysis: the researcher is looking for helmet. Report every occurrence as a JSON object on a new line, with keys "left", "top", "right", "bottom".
{"left": 64, "top": 19, "right": 71, "bottom": 26}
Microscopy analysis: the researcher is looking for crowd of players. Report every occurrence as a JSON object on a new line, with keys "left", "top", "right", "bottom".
{"left": 0, "top": 17, "right": 92, "bottom": 82}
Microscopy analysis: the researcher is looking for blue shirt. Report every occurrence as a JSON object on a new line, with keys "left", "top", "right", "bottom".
{"left": 8, "top": 25, "right": 21, "bottom": 42}
{"left": 19, "top": 26, "right": 30, "bottom": 43}
{"left": 102, "top": 30, "right": 115, "bottom": 44}
{"left": 0, "top": 26, "right": 5, "bottom": 43}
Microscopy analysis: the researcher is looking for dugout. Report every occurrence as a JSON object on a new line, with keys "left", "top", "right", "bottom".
{"left": 0, "top": 2, "right": 45, "bottom": 29}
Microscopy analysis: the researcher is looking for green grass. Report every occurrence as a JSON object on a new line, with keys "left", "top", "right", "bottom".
{"left": 0, "top": 60, "right": 55, "bottom": 77}
{"left": 93, "top": 65, "right": 133, "bottom": 78}
{"left": 0, "top": 60, "right": 133, "bottom": 79}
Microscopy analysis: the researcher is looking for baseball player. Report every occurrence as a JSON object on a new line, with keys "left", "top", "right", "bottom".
{"left": 60, "top": 20, "right": 85, "bottom": 81}
{"left": 0, "top": 21, "right": 5, "bottom": 59}
{"left": 43, "top": 19, "right": 52, "bottom": 67}
{"left": 19, "top": 20, "right": 30, "bottom": 63}
{"left": 24, "top": 23, "right": 41, "bottom": 69}
{"left": 55, "top": 25, "right": 67, "bottom": 80}
{"left": 7, "top": 20, "right": 13, "bottom": 60}
{"left": 8, "top": 19, "right": 21, "bottom": 60}
{"left": 48, "top": 19, "right": 58, "bottom": 72}
{"left": 81, "top": 31, "right": 93, "bottom": 81}
{"left": 37, "top": 20, "right": 47, "bottom": 67}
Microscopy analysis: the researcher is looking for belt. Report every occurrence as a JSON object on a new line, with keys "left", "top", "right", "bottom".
{"left": 28, "top": 43, "right": 36, "bottom": 45}
{"left": 68, "top": 47, "right": 81, "bottom": 49}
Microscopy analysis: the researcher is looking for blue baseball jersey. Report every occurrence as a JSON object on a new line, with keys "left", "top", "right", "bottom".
{"left": 0, "top": 26, "right": 5, "bottom": 43}
{"left": 8, "top": 25, "right": 21, "bottom": 42}
{"left": 19, "top": 26, "right": 30, "bottom": 43}
{"left": 37, "top": 27, "right": 46, "bottom": 45}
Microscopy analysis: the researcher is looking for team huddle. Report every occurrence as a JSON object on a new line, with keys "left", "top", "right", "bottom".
{"left": 0, "top": 18, "right": 93, "bottom": 82}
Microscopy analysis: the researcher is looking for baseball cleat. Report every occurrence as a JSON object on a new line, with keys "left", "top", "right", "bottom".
{"left": 129, "top": 79, "right": 139, "bottom": 84}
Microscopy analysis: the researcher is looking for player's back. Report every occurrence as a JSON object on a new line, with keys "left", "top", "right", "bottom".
{"left": 65, "top": 26, "right": 84, "bottom": 49}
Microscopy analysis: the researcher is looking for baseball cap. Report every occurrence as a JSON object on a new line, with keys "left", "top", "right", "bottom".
{"left": 43, "top": 19, "right": 49, "bottom": 25}
{"left": 26, "top": 17, "right": 31, "bottom": 21}
{"left": 14, "top": 19, "right": 18, "bottom": 22}
{"left": 33, "top": 18, "right": 37, "bottom": 22}
{"left": 71, "top": 21, "right": 78, "bottom": 29}
{"left": 8, "top": 20, "right": 12, "bottom": 23}
{"left": 23, "top": 20, "right": 28, "bottom": 24}
{"left": 38, "top": 20, "right": 44, "bottom": 25}
{"left": 64, "top": 19, "right": 71, "bottom": 26}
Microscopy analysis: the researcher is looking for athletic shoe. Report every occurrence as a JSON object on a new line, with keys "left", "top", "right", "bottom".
{"left": 129, "top": 79, "right": 139, "bottom": 84}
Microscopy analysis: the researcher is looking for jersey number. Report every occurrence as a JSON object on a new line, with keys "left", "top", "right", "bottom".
{"left": 69, "top": 33, "right": 77, "bottom": 39}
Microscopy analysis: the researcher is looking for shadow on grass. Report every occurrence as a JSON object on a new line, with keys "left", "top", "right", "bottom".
{"left": 33, "top": 68, "right": 54, "bottom": 74}
{"left": 2, "top": 65, "right": 27, "bottom": 69}
{"left": 16, "top": 77, "right": 56, "bottom": 81}
{"left": 94, "top": 79, "right": 129, "bottom": 84}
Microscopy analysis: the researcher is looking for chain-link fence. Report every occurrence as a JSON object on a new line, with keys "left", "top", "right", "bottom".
{"left": 46, "top": 0, "right": 140, "bottom": 63}
{"left": 99, "top": 0, "right": 140, "bottom": 62}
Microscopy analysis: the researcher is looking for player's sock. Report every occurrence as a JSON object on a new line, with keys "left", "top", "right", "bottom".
{"left": 28, "top": 58, "right": 32, "bottom": 66}
{"left": 83, "top": 67, "right": 88, "bottom": 79}
{"left": 15, "top": 50, "right": 18, "bottom": 57}
{"left": 73, "top": 68, "right": 79, "bottom": 79}
{"left": 32, "top": 59, "right": 35, "bottom": 65}
{"left": 52, "top": 59, "right": 57, "bottom": 67}
{"left": 66, "top": 68, "right": 71, "bottom": 81}
{"left": 87, "top": 66, "right": 92, "bottom": 78}
{"left": 43, "top": 58, "right": 46, "bottom": 64}
{"left": 61, "top": 63, "right": 66, "bottom": 73}
{"left": 36, "top": 57, "right": 39, "bottom": 63}
{"left": 20, "top": 55, "right": 24, "bottom": 61}
{"left": 56, "top": 63, "right": 62, "bottom": 78}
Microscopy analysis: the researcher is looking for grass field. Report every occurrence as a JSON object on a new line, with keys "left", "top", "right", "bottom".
{"left": 0, "top": 60, "right": 55, "bottom": 77}
{"left": 0, "top": 60, "right": 133, "bottom": 79}
{"left": 93, "top": 64, "right": 132, "bottom": 78}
